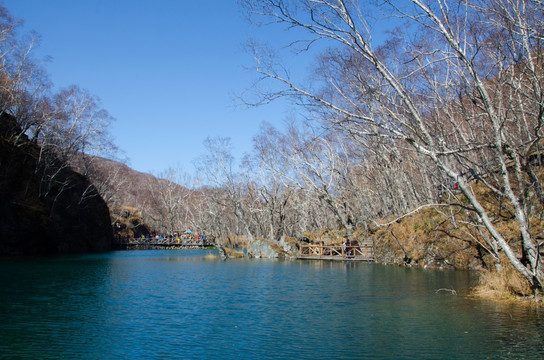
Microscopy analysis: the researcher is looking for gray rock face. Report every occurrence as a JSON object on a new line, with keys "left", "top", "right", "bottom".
{"left": 247, "top": 237, "right": 299, "bottom": 259}
{"left": 278, "top": 236, "right": 298, "bottom": 258}
{"left": 248, "top": 239, "right": 279, "bottom": 258}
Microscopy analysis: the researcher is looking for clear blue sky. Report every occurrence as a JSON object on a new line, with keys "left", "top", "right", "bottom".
{"left": 2, "top": 0, "right": 297, "bottom": 175}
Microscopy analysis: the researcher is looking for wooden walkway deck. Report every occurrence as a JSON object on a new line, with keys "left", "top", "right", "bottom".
{"left": 113, "top": 238, "right": 214, "bottom": 250}
{"left": 298, "top": 243, "right": 374, "bottom": 261}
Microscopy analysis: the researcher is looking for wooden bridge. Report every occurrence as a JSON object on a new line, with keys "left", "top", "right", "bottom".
{"left": 298, "top": 243, "right": 374, "bottom": 261}
{"left": 113, "top": 238, "right": 215, "bottom": 250}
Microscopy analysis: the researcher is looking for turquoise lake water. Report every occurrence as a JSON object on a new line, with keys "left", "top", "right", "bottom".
{"left": 0, "top": 249, "right": 543, "bottom": 359}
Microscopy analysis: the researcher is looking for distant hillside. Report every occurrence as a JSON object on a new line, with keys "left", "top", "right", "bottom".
{"left": 78, "top": 156, "right": 160, "bottom": 208}
{"left": 71, "top": 155, "right": 194, "bottom": 237}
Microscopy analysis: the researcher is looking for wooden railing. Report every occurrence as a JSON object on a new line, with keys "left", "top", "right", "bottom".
{"left": 298, "top": 243, "right": 374, "bottom": 261}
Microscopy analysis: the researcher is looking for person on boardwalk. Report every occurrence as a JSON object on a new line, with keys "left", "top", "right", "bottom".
{"left": 343, "top": 236, "right": 352, "bottom": 258}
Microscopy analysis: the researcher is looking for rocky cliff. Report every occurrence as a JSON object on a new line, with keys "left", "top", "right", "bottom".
{"left": 0, "top": 113, "right": 113, "bottom": 256}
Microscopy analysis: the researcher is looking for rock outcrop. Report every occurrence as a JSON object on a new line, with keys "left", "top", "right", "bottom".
{"left": 248, "top": 239, "right": 280, "bottom": 258}
{"left": 247, "top": 237, "right": 298, "bottom": 259}
{"left": 0, "top": 113, "right": 113, "bottom": 256}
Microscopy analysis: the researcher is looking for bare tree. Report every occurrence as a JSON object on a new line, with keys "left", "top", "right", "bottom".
{"left": 38, "top": 86, "right": 115, "bottom": 162}
{"left": 196, "top": 137, "right": 257, "bottom": 244}
{"left": 250, "top": 124, "right": 296, "bottom": 240}
{"left": 254, "top": 121, "right": 374, "bottom": 235}
{"left": 145, "top": 167, "right": 192, "bottom": 234}
{"left": 0, "top": 6, "right": 52, "bottom": 144}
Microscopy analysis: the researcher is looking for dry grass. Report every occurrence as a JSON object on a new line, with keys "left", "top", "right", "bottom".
{"left": 224, "top": 247, "right": 245, "bottom": 258}
{"left": 472, "top": 266, "right": 543, "bottom": 306}
{"left": 370, "top": 207, "right": 480, "bottom": 268}
{"left": 204, "top": 253, "right": 219, "bottom": 260}
{"left": 473, "top": 255, "right": 533, "bottom": 297}
{"left": 283, "top": 236, "right": 300, "bottom": 247}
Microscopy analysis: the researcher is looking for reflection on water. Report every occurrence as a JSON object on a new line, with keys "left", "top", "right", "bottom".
{"left": 0, "top": 250, "right": 542, "bottom": 359}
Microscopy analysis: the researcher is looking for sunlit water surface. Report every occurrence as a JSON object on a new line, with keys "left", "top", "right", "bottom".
{"left": 1, "top": 250, "right": 543, "bottom": 359}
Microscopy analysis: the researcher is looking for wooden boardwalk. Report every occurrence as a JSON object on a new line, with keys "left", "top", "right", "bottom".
{"left": 298, "top": 243, "right": 374, "bottom": 261}
{"left": 113, "top": 238, "right": 214, "bottom": 250}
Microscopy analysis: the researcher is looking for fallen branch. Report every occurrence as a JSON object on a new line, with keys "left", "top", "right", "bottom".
{"left": 435, "top": 288, "right": 457, "bottom": 295}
